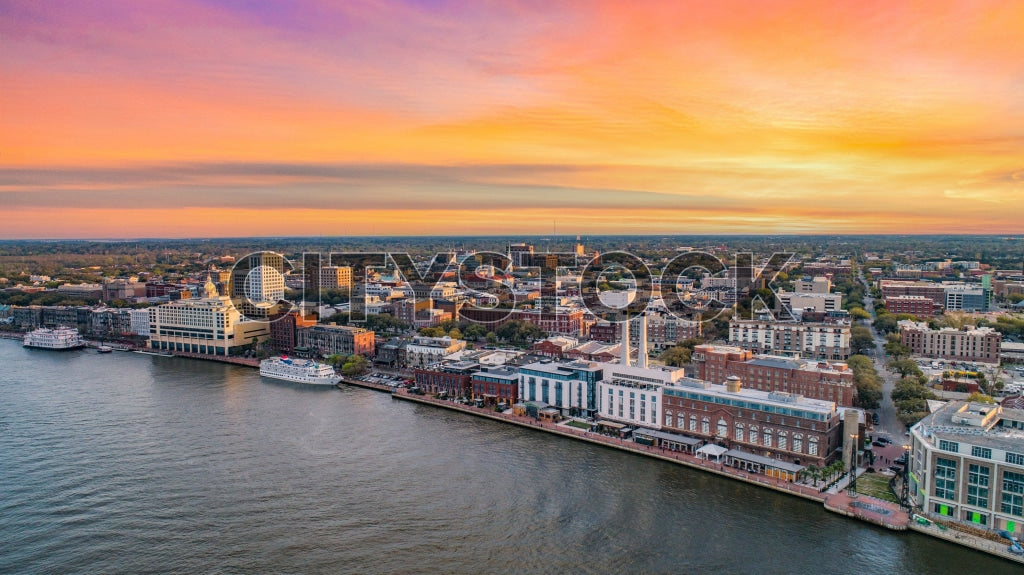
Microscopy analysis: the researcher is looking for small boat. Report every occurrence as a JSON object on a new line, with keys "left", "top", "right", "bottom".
{"left": 97, "top": 345, "right": 113, "bottom": 353}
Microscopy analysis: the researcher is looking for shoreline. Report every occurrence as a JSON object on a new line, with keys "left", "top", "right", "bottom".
{"left": 340, "top": 378, "right": 1023, "bottom": 565}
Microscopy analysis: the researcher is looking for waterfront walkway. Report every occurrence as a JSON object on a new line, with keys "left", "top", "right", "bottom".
{"left": 384, "top": 386, "right": 826, "bottom": 503}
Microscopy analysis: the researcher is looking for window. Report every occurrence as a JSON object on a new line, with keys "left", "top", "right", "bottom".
{"left": 666, "top": 410, "right": 673, "bottom": 427}
{"left": 717, "top": 418, "right": 727, "bottom": 438}
{"left": 967, "top": 464, "right": 990, "bottom": 509}
{"left": 778, "top": 431, "right": 788, "bottom": 451}
{"left": 934, "top": 458, "right": 957, "bottom": 500}
{"left": 735, "top": 422, "right": 744, "bottom": 441}
{"left": 690, "top": 415, "right": 697, "bottom": 432}
{"left": 1002, "top": 471, "right": 1024, "bottom": 517}
{"left": 763, "top": 429, "right": 772, "bottom": 448}
{"left": 749, "top": 425, "right": 758, "bottom": 445}
{"left": 971, "top": 446, "right": 991, "bottom": 459}
{"left": 1007, "top": 452, "right": 1024, "bottom": 466}
{"left": 793, "top": 434, "right": 803, "bottom": 454}
{"left": 808, "top": 437, "right": 818, "bottom": 456}
{"left": 701, "top": 417, "right": 710, "bottom": 435}
{"left": 938, "top": 440, "right": 959, "bottom": 453}
{"left": 677, "top": 413, "right": 685, "bottom": 429}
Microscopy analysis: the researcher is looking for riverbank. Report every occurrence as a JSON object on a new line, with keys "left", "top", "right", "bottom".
{"left": 362, "top": 382, "right": 1022, "bottom": 565}
{"left": 384, "top": 385, "right": 825, "bottom": 503}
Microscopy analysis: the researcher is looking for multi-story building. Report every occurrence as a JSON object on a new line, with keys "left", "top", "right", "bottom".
{"left": 795, "top": 276, "right": 832, "bottom": 294}
{"left": 130, "top": 308, "right": 151, "bottom": 336}
{"left": 148, "top": 278, "right": 269, "bottom": 355}
{"left": 90, "top": 308, "right": 133, "bottom": 337}
{"left": 459, "top": 307, "right": 585, "bottom": 336}
{"left": 776, "top": 291, "right": 842, "bottom": 316}
{"left": 531, "top": 336, "right": 579, "bottom": 358}
{"left": 414, "top": 360, "right": 477, "bottom": 396}
{"left": 471, "top": 366, "right": 520, "bottom": 406}
{"left": 320, "top": 266, "right": 352, "bottom": 289}
{"left": 518, "top": 360, "right": 604, "bottom": 417}
{"left": 879, "top": 280, "right": 948, "bottom": 307}
{"left": 269, "top": 311, "right": 317, "bottom": 354}
{"left": 296, "top": 323, "right": 376, "bottom": 358}
{"left": 588, "top": 311, "right": 701, "bottom": 351}
{"left": 230, "top": 252, "right": 286, "bottom": 320}
{"left": 403, "top": 335, "right": 466, "bottom": 368}
{"left": 885, "top": 295, "right": 939, "bottom": 317}
{"left": 57, "top": 283, "right": 103, "bottom": 300}
{"left": 660, "top": 376, "right": 846, "bottom": 469}
{"left": 693, "top": 344, "right": 856, "bottom": 406}
{"left": 595, "top": 363, "right": 687, "bottom": 430}
{"left": 908, "top": 401, "right": 1024, "bottom": 533}
{"left": 729, "top": 319, "right": 851, "bottom": 360}
{"left": 899, "top": 321, "right": 1002, "bottom": 365}
{"left": 102, "top": 279, "right": 146, "bottom": 302}
{"left": 944, "top": 284, "right": 992, "bottom": 312}
{"left": 802, "top": 262, "right": 852, "bottom": 277}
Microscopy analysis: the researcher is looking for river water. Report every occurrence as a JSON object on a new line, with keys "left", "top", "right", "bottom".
{"left": 0, "top": 340, "right": 1011, "bottom": 574}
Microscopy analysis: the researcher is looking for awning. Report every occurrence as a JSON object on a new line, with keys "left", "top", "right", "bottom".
{"left": 723, "top": 449, "right": 804, "bottom": 473}
{"left": 597, "top": 420, "right": 626, "bottom": 429}
{"left": 696, "top": 444, "right": 729, "bottom": 458}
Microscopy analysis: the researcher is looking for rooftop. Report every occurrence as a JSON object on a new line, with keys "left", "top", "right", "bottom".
{"left": 915, "top": 401, "right": 1024, "bottom": 454}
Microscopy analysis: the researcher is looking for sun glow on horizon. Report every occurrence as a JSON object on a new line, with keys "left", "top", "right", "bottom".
{"left": 2, "top": 1, "right": 1023, "bottom": 238}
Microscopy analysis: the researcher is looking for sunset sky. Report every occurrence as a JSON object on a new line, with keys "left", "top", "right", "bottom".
{"left": 2, "top": 1, "right": 1023, "bottom": 238}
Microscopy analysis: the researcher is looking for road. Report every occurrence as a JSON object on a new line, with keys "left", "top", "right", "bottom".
{"left": 858, "top": 269, "right": 905, "bottom": 443}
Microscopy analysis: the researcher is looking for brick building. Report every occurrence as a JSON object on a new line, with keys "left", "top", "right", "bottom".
{"left": 270, "top": 311, "right": 317, "bottom": 354}
{"left": 692, "top": 344, "right": 856, "bottom": 406}
{"left": 296, "top": 324, "right": 376, "bottom": 358}
{"left": 414, "top": 361, "right": 477, "bottom": 396}
{"left": 885, "top": 295, "right": 939, "bottom": 316}
{"left": 471, "top": 366, "right": 520, "bottom": 406}
{"left": 898, "top": 321, "right": 1002, "bottom": 365}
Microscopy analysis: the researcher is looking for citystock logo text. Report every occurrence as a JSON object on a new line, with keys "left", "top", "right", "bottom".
{"left": 229, "top": 250, "right": 797, "bottom": 326}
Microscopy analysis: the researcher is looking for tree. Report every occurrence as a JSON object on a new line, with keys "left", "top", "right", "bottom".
{"left": 849, "top": 307, "right": 871, "bottom": 320}
{"left": 659, "top": 346, "right": 692, "bottom": 367}
{"left": 884, "top": 340, "right": 912, "bottom": 359}
{"left": 485, "top": 331, "right": 497, "bottom": 344}
{"left": 419, "top": 326, "right": 445, "bottom": 337}
{"left": 447, "top": 328, "right": 462, "bottom": 340}
{"left": 341, "top": 354, "right": 369, "bottom": 377}
{"left": 325, "top": 353, "right": 345, "bottom": 366}
{"left": 463, "top": 323, "right": 488, "bottom": 341}
{"left": 890, "top": 359, "right": 923, "bottom": 379}
{"left": 850, "top": 326, "right": 874, "bottom": 355}
{"left": 965, "top": 392, "right": 996, "bottom": 404}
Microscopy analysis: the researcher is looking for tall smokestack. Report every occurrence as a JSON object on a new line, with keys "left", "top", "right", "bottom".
{"left": 621, "top": 312, "right": 631, "bottom": 367}
{"left": 637, "top": 314, "right": 649, "bottom": 369}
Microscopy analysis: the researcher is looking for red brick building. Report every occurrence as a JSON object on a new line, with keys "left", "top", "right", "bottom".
{"left": 470, "top": 366, "right": 519, "bottom": 406}
{"left": 898, "top": 321, "right": 1002, "bottom": 364}
{"left": 459, "top": 307, "right": 585, "bottom": 336}
{"left": 269, "top": 311, "right": 317, "bottom": 353}
{"left": 531, "top": 336, "right": 578, "bottom": 358}
{"left": 414, "top": 361, "right": 477, "bottom": 396}
{"left": 879, "top": 280, "right": 947, "bottom": 307}
{"left": 884, "top": 295, "right": 939, "bottom": 316}
{"left": 692, "top": 344, "right": 856, "bottom": 406}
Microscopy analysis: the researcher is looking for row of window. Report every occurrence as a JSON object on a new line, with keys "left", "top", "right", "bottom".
{"left": 663, "top": 411, "right": 820, "bottom": 455}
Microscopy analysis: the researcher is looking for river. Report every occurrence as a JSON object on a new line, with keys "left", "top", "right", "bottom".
{"left": 0, "top": 340, "right": 1011, "bottom": 574}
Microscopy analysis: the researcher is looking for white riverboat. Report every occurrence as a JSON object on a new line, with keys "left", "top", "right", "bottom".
{"left": 23, "top": 326, "right": 86, "bottom": 350}
{"left": 259, "top": 356, "right": 341, "bottom": 386}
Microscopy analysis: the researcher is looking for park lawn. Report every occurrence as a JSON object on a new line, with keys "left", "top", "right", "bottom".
{"left": 566, "top": 420, "right": 590, "bottom": 430}
{"left": 856, "top": 472, "right": 899, "bottom": 503}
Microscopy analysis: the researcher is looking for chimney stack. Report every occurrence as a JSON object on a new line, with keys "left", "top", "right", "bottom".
{"left": 725, "top": 375, "right": 742, "bottom": 393}
{"left": 637, "top": 313, "right": 649, "bottom": 369}
{"left": 621, "top": 312, "right": 631, "bottom": 367}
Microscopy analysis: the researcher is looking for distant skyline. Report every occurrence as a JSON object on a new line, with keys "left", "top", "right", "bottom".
{"left": 3, "top": 1, "right": 1023, "bottom": 238}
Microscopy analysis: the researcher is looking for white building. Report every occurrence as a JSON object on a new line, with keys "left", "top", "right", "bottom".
{"left": 130, "top": 308, "right": 151, "bottom": 336}
{"left": 405, "top": 335, "right": 467, "bottom": 368}
{"left": 909, "top": 401, "right": 1024, "bottom": 533}
{"left": 729, "top": 319, "right": 852, "bottom": 360}
{"left": 795, "top": 276, "right": 832, "bottom": 294}
{"left": 776, "top": 291, "right": 842, "bottom": 315}
{"left": 148, "top": 277, "right": 268, "bottom": 356}
{"left": 595, "top": 362, "right": 687, "bottom": 430}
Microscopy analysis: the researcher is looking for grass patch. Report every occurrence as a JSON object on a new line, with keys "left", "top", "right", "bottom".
{"left": 566, "top": 420, "right": 591, "bottom": 430}
{"left": 855, "top": 472, "right": 899, "bottom": 503}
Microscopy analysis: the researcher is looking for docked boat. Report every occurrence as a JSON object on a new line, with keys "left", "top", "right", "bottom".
{"left": 97, "top": 345, "right": 114, "bottom": 353}
{"left": 259, "top": 356, "right": 341, "bottom": 386}
{"left": 23, "top": 326, "right": 85, "bottom": 350}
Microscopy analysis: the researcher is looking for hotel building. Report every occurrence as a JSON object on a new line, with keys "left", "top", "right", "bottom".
{"left": 148, "top": 278, "right": 269, "bottom": 355}
{"left": 909, "top": 401, "right": 1024, "bottom": 534}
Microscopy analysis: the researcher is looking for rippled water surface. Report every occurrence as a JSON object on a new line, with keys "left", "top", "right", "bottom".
{"left": 0, "top": 341, "right": 1012, "bottom": 574}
